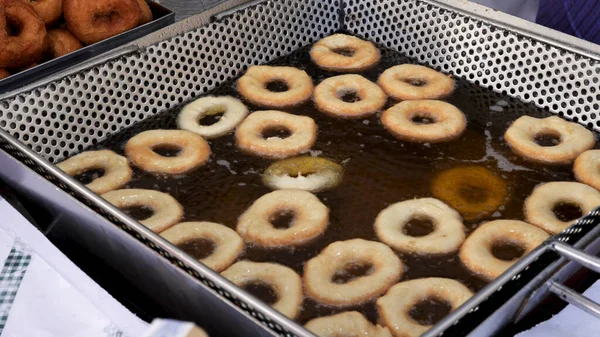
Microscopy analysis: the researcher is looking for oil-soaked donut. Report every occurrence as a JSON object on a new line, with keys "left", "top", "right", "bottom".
{"left": 310, "top": 34, "right": 380, "bottom": 72}
{"left": 262, "top": 156, "right": 343, "bottom": 193}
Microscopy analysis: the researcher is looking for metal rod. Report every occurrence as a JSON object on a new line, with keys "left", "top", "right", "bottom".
{"left": 548, "top": 281, "right": 600, "bottom": 319}
{"left": 212, "top": 0, "right": 268, "bottom": 21}
{"left": 552, "top": 241, "right": 600, "bottom": 273}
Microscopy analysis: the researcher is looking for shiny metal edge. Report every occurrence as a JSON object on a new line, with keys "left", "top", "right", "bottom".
{"left": 0, "top": 127, "right": 313, "bottom": 337}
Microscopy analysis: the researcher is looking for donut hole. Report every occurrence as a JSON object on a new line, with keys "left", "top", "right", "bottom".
{"left": 121, "top": 206, "right": 154, "bottom": 221}
{"left": 534, "top": 131, "right": 561, "bottom": 147}
{"left": 265, "top": 80, "right": 289, "bottom": 92}
{"left": 332, "top": 48, "right": 355, "bottom": 57}
{"left": 409, "top": 298, "right": 452, "bottom": 326}
{"left": 74, "top": 168, "right": 105, "bottom": 184}
{"left": 491, "top": 240, "right": 526, "bottom": 261}
{"left": 337, "top": 89, "right": 361, "bottom": 103}
{"left": 268, "top": 210, "right": 296, "bottom": 229}
{"left": 331, "top": 262, "right": 374, "bottom": 284}
{"left": 5, "top": 18, "right": 22, "bottom": 37}
{"left": 242, "top": 282, "right": 278, "bottom": 305}
{"left": 198, "top": 106, "right": 227, "bottom": 126}
{"left": 261, "top": 126, "right": 292, "bottom": 139}
{"left": 93, "top": 10, "right": 121, "bottom": 25}
{"left": 552, "top": 202, "right": 583, "bottom": 222}
{"left": 401, "top": 77, "right": 428, "bottom": 87}
{"left": 403, "top": 216, "right": 435, "bottom": 237}
{"left": 176, "top": 238, "right": 216, "bottom": 260}
{"left": 411, "top": 112, "right": 437, "bottom": 125}
{"left": 152, "top": 144, "right": 182, "bottom": 157}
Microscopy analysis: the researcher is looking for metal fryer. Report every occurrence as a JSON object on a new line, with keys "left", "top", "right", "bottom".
{"left": 0, "top": 0, "right": 600, "bottom": 336}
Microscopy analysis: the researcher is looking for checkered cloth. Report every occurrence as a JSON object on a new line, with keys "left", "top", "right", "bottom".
{"left": 0, "top": 241, "right": 30, "bottom": 334}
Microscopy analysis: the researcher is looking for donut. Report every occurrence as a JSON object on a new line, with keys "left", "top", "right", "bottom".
{"left": 237, "top": 66, "right": 313, "bottom": 108}
{"left": 431, "top": 166, "right": 507, "bottom": 221}
{"left": 45, "top": 29, "right": 83, "bottom": 59}
{"left": 305, "top": 311, "right": 392, "bottom": 337}
{"left": 0, "top": 0, "right": 46, "bottom": 69}
{"left": 304, "top": 239, "right": 403, "bottom": 307}
{"left": 376, "top": 278, "right": 473, "bottom": 337}
{"left": 524, "top": 181, "right": 600, "bottom": 234}
{"left": 235, "top": 110, "right": 317, "bottom": 159}
{"left": 504, "top": 116, "right": 595, "bottom": 165}
{"left": 177, "top": 96, "right": 248, "bottom": 139}
{"left": 378, "top": 64, "right": 455, "bottom": 101}
{"left": 221, "top": 261, "right": 303, "bottom": 319}
{"left": 64, "top": 0, "right": 142, "bottom": 45}
{"left": 314, "top": 74, "right": 387, "bottom": 118}
{"left": 574, "top": 150, "right": 600, "bottom": 191}
{"left": 136, "top": 0, "right": 153, "bottom": 24}
{"left": 26, "top": 0, "right": 62, "bottom": 25}
{"left": 310, "top": 34, "right": 380, "bottom": 73}
{"left": 236, "top": 189, "right": 329, "bottom": 248}
{"left": 56, "top": 150, "right": 132, "bottom": 195}
{"left": 262, "top": 156, "right": 343, "bottom": 193}
{"left": 381, "top": 100, "right": 466, "bottom": 143}
{"left": 102, "top": 188, "right": 183, "bottom": 233}
{"left": 125, "top": 130, "right": 211, "bottom": 174}
{"left": 459, "top": 220, "right": 549, "bottom": 281}
{"left": 0, "top": 69, "right": 10, "bottom": 79}
{"left": 374, "top": 198, "right": 466, "bottom": 255}
{"left": 160, "top": 222, "right": 243, "bottom": 272}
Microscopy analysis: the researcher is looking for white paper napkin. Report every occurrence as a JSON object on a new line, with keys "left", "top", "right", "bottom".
{"left": 0, "top": 197, "right": 148, "bottom": 337}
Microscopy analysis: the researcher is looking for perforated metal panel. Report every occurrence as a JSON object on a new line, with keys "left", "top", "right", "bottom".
{"left": 344, "top": 0, "right": 600, "bottom": 128}
{"left": 0, "top": 0, "right": 340, "bottom": 163}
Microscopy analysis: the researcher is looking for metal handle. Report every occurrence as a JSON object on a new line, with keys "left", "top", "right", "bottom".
{"left": 211, "top": 0, "right": 268, "bottom": 21}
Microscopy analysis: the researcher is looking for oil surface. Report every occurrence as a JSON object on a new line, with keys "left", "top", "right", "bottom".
{"left": 82, "top": 34, "right": 588, "bottom": 324}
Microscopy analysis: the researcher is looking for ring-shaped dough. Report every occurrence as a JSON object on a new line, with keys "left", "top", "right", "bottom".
{"left": 310, "top": 34, "right": 380, "bottom": 72}
{"left": 237, "top": 66, "right": 313, "bottom": 108}
{"left": 314, "top": 74, "right": 387, "bottom": 118}
{"left": 378, "top": 64, "right": 455, "bottom": 101}
{"left": 178, "top": 96, "right": 249, "bottom": 139}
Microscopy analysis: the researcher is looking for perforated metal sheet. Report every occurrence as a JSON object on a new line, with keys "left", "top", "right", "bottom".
{"left": 0, "top": 0, "right": 340, "bottom": 163}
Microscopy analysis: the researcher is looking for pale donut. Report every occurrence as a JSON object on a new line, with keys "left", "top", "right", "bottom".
{"left": 574, "top": 150, "right": 600, "bottom": 191}
{"left": 305, "top": 311, "right": 392, "bottom": 337}
{"left": 504, "top": 116, "right": 595, "bottom": 165}
{"left": 262, "top": 156, "right": 343, "bottom": 193}
{"left": 378, "top": 64, "right": 455, "bottom": 101}
{"left": 221, "top": 261, "right": 303, "bottom": 319}
{"left": 304, "top": 239, "right": 403, "bottom": 307}
{"left": 381, "top": 100, "right": 466, "bottom": 143}
{"left": 178, "top": 96, "right": 249, "bottom": 139}
{"left": 524, "top": 181, "right": 600, "bottom": 234}
{"left": 310, "top": 34, "right": 380, "bottom": 72}
{"left": 377, "top": 278, "right": 473, "bottom": 337}
{"left": 125, "top": 129, "right": 211, "bottom": 174}
{"left": 102, "top": 189, "right": 183, "bottom": 233}
{"left": 235, "top": 110, "right": 317, "bottom": 159}
{"left": 460, "top": 220, "right": 548, "bottom": 281}
{"left": 314, "top": 74, "right": 387, "bottom": 118}
{"left": 160, "top": 221, "right": 244, "bottom": 272}
{"left": 237, "top": 65, "right": 313, "bottom": 108}
{"left": 56, "top": 150, "right": 132, "bottom": 195}
{"left": 236, "top": 189, "right": 329, "bottom": 247}
{"left": 374, "top": 198, "right": 466, "bottom": 255}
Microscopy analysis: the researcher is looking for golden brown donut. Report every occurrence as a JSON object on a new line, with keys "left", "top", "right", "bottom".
{"left": 381, "top": 100, "right": 466, "bottom": 143}
{"left": 459, "top": 220, "right": 548, "bottom": 281}
{"left": 310, "top": 34, "right": 380, "bottom": 73}
{"left": 237, "top": 66, "right": 314, "bottom": 108}
{"left": 102, "top": 188, "right": 183, "bottom": 233}
{"left": 0, "top": 0, "right": 46, "bottom": 68}
{"left": 56, "top": 150, "right": 132, "bottom": 195}
{"left": 125, "top": 130, "right": 211, "bottom": 174}
{"left": 136, "top": 0, "right": 152, "bottom": 24}
{"left": 504, "top": 116, "right": 595, "bottom": 165}
{"left": 0, "top": 69, "right": 10, "bottom": 79}
{"left": 377, "top": 278, "right": 473, "bottom": 337}
{"left": 161, "top": 222, "right": 244, "bottom": 272}
{"left": 236, "top": 189, "right": 329, "bottom": 248}
{"left": 64, "top": 0, "right": 142, "bottom": 44}
{"left": 235, "top": 110, "right": 317, "bottom": 159}
{"left": 314, "top": 74, "right": 387, "bottom": 118}
{"left": 305, "top": 311, "right": 392, "bottom": 337}
{"left": 304, "top": 239, "right": 403, "bottom": 307}
{"left": 45, "top": 29, "right": 83, "bottom": 58}
{"left": 574, "top": 150, "right": 600, "bottom": 191}
{"left": 378, "top": 64, "right": 455, "bottom": 101}
{"left": 524, "top": 181, "right": 600, "bottom": 234}
{"left": 262, "top": 156, "right": 344, "bottom": 193}
{"left": 431, "top": 166, "right": 507, "bottom": 221}
{"left": 25, "top": 0, "right": 62, "bottom": 25}
{"left": 221, "top": 261, "right": 303, "bottom": 319}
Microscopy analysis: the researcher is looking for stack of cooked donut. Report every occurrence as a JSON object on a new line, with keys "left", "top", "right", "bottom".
{"left": 55, "top": 33, "right": 600, "bottom": 337}
{"left": 0, "top": 0, "right": 153, "bottom": 79}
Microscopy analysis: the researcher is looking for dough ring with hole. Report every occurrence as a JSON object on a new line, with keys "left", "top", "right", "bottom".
{"left": 262, "top": 156, "right": 344, "bottom": 193}
{"left": 305, "top": 311, "right": 392, "bottom": 337}
{"left": 237, "top": 65, "right": 313, "bottom": 108}
{"left": 574, "top": 150, "right": 600, "bottom": 191}
{"left": 378, "top": 64, "right": 455, "bottom": 101}
{"left": 310, "top": 34, "right": 380, "bottom": 72}
{"left": 178, "top": 96, "right": 249, "bottom": 139}
{"left": 314, "top": 74, "right": 387, "bottom": 118}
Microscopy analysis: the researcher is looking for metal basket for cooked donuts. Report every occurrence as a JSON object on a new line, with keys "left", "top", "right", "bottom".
{"left": 0, "top": 0, "right": 600, "bottom": 336}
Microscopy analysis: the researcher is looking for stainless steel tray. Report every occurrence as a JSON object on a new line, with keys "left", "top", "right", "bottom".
{"left": 0, "top": 0, "right": 599, "bottom": 336}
